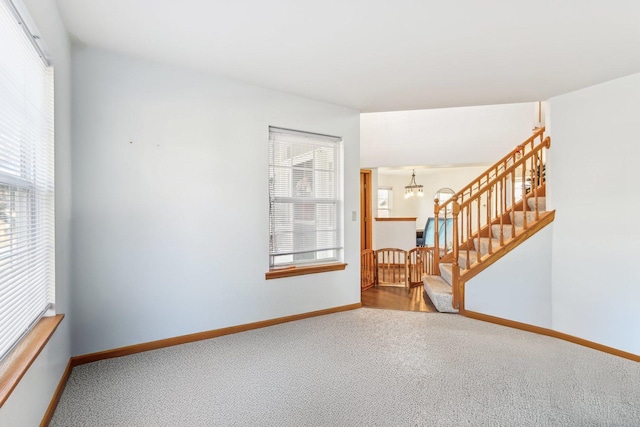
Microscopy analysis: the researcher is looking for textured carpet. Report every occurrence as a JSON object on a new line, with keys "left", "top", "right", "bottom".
{"left": 50, "top": 309, "right": 640, "bottom": 426}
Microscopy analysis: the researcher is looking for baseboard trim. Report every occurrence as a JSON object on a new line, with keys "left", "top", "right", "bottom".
{"left": 463, "top": 310, "right": 639, "bottom": 362}
{"left": 40, "top": 359, "right": 72, "bottom": 427}
{"left": 71, "top": 302, "right": 362, "bottom": 367}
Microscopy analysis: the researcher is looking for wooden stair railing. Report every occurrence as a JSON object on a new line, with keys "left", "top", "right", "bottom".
{"left": 433, "top": 129, "right": 551, "bottom": 309}
{"left": 437, "top": 127, "right": 545, "bottom": 221}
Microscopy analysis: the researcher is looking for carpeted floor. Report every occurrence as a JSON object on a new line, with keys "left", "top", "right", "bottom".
{"left": 50, "top": 309, "right": 640, "bottom": 426}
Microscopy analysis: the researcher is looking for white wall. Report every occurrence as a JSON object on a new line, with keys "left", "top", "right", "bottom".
{"left": 377, "top": 166, "right": 488, "bottom": 229}
{"left": 0, "top": 0, "right": 72, "bottom": 425}
{"left": 548, "top": 72, "right": 640, "bottom": 355}
{"left": 374, "top": 220, "right": 416, "bottom": 251}
{"left": 361, "top": 102, "right": 537, "bottom": 168}
{"left": 466, "top": 225, "right": 553, "bottom": 328}
{"left": 70, "top": 48, "right": 360, "bottom": 356}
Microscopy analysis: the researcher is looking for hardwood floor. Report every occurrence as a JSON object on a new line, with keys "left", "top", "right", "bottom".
{"left": 361, "top": 285, "right": 438, "bottom": 313}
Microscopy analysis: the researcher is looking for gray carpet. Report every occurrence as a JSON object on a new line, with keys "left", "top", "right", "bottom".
{"left": 50, "top": 309, "right": 640, "bottom": 426}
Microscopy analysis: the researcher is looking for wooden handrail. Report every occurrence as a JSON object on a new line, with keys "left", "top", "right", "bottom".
{"left": 436, "top": 127, "right": 545, "bottom": 215}
{"left": 458, "top": 136, "right": 550, "bottom": 210}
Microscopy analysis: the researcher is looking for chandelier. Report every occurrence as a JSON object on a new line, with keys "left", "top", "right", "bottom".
{"left": 404, "top": 169, "right": 424, "bottom": 198}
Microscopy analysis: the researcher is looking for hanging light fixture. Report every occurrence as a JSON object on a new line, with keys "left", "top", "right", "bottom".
{"left": 404, "top": 169, "right": 424, "bottom": 198}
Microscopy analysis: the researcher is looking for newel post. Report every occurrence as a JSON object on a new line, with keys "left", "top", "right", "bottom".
{"left": 451, "top": 196, "right": 461, "bottom": 310}
{"left": 433, "top": 198, "right": 440, "bottom": 275}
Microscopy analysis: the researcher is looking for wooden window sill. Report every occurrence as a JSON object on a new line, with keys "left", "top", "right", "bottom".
{"left": 0, "top": 314, "right": 64, "bottom": 407}
{"left": 266, "top": 263, "right": 347, "bottom": 280}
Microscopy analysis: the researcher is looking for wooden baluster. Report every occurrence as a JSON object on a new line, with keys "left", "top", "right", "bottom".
{"left": 499, "top": 177, "right": 504, "bottom": 245}
{"left": 443, "top": 207, "right": 448, "bottom": 257}
{"left": 466, "top": 204, "right": 471, "bottom": 271}
{"left": 451, "top": 197, "right": 460, "bottom": 309}
{"left": 494, "top": 180, "right": 499, "bottom": 239}
{"left": 381, "top": 251, "right": 386, "bottom": 284}
{"left": 394, "top": 250, "right": 398, "bottom": 284}
{"left": 397, "top": 250, "right": 400, "bottom": 284}
{"left": 392, "top": 250, "right": 395, "bottom": 284}
{"left": 487, "top": 186, "right": 492, "bottom": 254}
{"left": 392, "top": 250, "right": 396, "bottom": 284}
{"left": 511, "top": 170, "right": 516, "bottom": 238}
{"left": 433, "top": 198, "right": 440, "bottom": 275}
{"left": 371, "top": 251, "right": 375, "bottom": 287}
{"left": 403, "top": 250, "right": 408, "bottom": 288}
{"left": 373, "top": 250, "right": 377, "bottom": 287}
{"left": 521, "top": 159, "right": 527, "bottom": 229}
{"left": 476, "top": 193, "right": 481, "bottom": 263}
{"left": 410, "top": 249, "right": 415, "bottom": 284}
{"left": 382, "top": 251, "right": 385, "bottom": 284}
{"left": 533, "top": 151, "right": 539, "bottom": 220}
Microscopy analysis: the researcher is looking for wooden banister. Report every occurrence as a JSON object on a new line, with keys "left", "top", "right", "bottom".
{"left": 435, "top": 129, "right": 551, "bottom": 311}
{"left": 439, "top": 127, "right": 545, "bottom": 213}
{"left": 458, "top": 136, "right": 550, "bottom": 210}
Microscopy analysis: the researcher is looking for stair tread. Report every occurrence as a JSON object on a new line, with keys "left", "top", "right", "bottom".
{"left": 423, "top": 275, "right": 451, "bottom": 293}
{"left": 527, "top": 197, "right": 546, "bottom": 211}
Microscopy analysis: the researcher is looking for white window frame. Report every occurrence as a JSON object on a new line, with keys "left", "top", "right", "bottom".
{"left": 268, "top": 127, "right": 343, "bottom": 270}
{"left": 377, "top": 186, "right": 393, "bottom": 218}
{"left": 0, "top": 0, "right": 55, "bottom": 363}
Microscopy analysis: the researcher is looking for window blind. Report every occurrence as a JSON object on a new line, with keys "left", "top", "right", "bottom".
{"left": 0, "top": 0, "right": 54, "bottom": 362}
{"left": 268, "top": 127, "right": 343, "bottom": 268}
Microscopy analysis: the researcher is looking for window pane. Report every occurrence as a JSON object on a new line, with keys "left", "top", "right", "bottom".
{"left": 0, "top": 0, "right": 55, "bottom": 362}
{"left": 269, "top": 127, "right": 343, "bottom": 268}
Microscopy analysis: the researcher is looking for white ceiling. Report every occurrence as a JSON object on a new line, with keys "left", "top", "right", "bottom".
{"left": 55, "top": 0, "right": 640, "bottom": 112}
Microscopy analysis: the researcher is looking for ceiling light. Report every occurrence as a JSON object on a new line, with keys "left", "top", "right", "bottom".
{"left": 404, "top": 170, "right": 424, "bottom": 199}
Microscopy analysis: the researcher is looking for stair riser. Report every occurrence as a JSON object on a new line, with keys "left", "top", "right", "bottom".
{"left": 491, "top": 224, "right": 514, "bottom": 240}
{"left": 527, "top": 197, "right": 546, "bottom": 211}
{"left": 440, "top": 264, "right": 453, "bottom": 286}
{"left": 491, "top": 224, "right": 526, "bottom": 241}
{"left": 511, "top": 211, "right": 538, "bottom": 228}
{"left": 473, "top": 238, "right": 500, "bottom": 256}
{"left": 458, "top": 251, "right": 478, "bottom": 269}
{"left": 422, "top": 276, "right": 458, "bottom": 314}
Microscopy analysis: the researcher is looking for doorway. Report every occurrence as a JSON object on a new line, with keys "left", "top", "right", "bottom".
{"left": 360, "top": 169, "right": 372, "bottom": 252}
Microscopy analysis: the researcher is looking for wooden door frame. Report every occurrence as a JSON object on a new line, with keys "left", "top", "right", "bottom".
{"left": 360, "top": 169, "right": 372, "bottom": 252}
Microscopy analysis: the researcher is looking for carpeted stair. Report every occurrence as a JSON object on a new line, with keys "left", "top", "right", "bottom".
{"left": 423, "top": 197, "right": 546, "bottom": 313}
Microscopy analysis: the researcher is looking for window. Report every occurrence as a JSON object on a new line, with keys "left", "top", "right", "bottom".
{"left": 0, "top": 0, "right": 55, "bottom": 362}
{"left": 434, "top": 187, "right": 455, "bottom": 215}
{"left": 268, "top": 127, "right": 343, "bottom": 270}
{"left": 377, "top": 187, "right": 393, "bottom": 217}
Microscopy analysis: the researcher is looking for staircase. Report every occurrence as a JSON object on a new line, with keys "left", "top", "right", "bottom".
{"left": 422, "top": 128, "right": 554, "bottom": 313}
